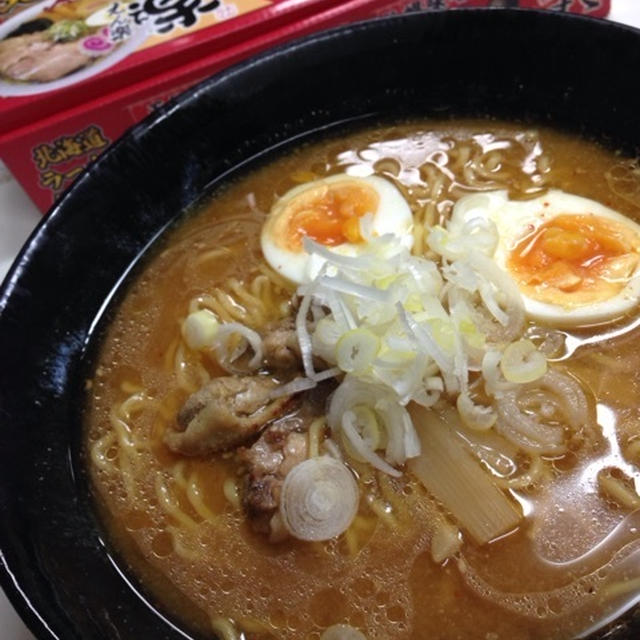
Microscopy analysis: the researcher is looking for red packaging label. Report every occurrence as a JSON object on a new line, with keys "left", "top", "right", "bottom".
{"left": 30, "top": 124, "right": 110, "bottom": 195}
{"left": 379, "top": 0, "right": 609, "bottom": 12}
{"left": 0, "top": 0, "right": 611, "bottom": 212}
{"left": 519, "top": 0, "right": 609, "bottom": 16}
{"left": 378, "top": 0, "right": 611, "bottom": 13}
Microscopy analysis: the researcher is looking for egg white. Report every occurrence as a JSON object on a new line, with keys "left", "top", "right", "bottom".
{"left": 450, "top": 190, "right": 640, "bottom": 327}
{"left": 261, "top": 174, "right": 413, "bottom": 284}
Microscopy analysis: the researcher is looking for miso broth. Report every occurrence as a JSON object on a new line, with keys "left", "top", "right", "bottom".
{"left": 85, "top": 120, "right": 640, "bottom": 640}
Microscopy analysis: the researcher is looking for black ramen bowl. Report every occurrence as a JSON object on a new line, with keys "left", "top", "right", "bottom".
{"left": 1, "top": 7, "right": 640, "bottom": 640}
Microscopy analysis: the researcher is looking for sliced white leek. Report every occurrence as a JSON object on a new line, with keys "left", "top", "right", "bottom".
{"left": 340, "top": 405, "right": 386, "bottom": 462}
{"left": 214, "top": 322, "right": 263, "bottom": 371}
{"left": 336, "top": 328, "right": 380, "bottom": 374}
{"left": 456, "top": 391, "right": 496, "bottom": 431}
{"left": 500, "top": 339, "right": 547, "bottom": 384}
{"left": 181, "top": 309, "right": 219, "bottom": 350}
{"left": 279, "top": 457, "right": 359, "bottom": 541}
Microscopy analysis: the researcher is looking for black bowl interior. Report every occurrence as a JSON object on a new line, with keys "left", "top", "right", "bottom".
{"left": 1, "top": 7, "right": 640, "bottom": 639}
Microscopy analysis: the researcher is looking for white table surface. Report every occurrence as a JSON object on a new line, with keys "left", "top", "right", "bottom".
{"left": 2, "top": 2, "right": 640, "bottom": 637}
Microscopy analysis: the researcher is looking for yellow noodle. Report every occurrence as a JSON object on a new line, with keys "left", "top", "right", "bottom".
{"left": 191, "top": 358, "right": 211, "bottom": 388}
{"left": 449, "top": 143, "right": 471, "bottom": 171}
{"left": 196, "top": 293, "right": 235, "bottom": 323}
{"left": 605, "top": 160, "right": 640, "bottom": 208}
{"left": 598, "top": 473, "right": 640, "bottom": 510}
{"left": 155, "top": 474, "right": 199, "bottom": 530}
{"left": 167, "top": 526, "right": 200, "bottom": 562}
{"left": 421, "top": 201, "right": 439, "bottom": 235}
{"left": 481, "top": 151, "right": 503, "bottom": 173}
{"left": 355, "top": 460, "right": 376, "bottom": 484}
{"left": 537, "top": 153, "right": 551, "bottom": 174}
{"left": 186, "top": 472, "right": 217, "bottom": 522}
{"left": 376, "top": 471, "right": 408, "bottom": 522}
{"left": 307, "top": 417, "right": 326, "bottom": 459}
{"left": 449, "top": 184, "right": 474, "bottom": 200}
{"left": 462, "top": 162, "right": 499, "bottom": 190}
{"left": 184, "top": 271, "right": 285, "bottom": 355}
{"left": 223, "top": 477, "right": 241, "bottom": 510}
{"left": 421, "top": 163, "right": 448, "bottom": 198}
{"left": 602, "top": 576, "right": 640, "bottom": 600}
{"left": 214, "top": 289, "right": 250, "bottom": 323}
{"left": 120, "top": 380, "right": 143, "bottom": 395}
{"left": 90, "top": 431, "right": 118, "bottom": 473}
{"left": 367, "top": 496, "right": 397, "bottom": 529}
{"left": 493, "top": 455, "right": 549, "bottom": 490}
{"left": 149, "top": 418, "right": 167, "bottom": 444}
{"left": 157, "top": 395, "right": 178, "bottom": 421}
{"left": 430, "top": 518, "right": 462, "bottom": 564}
{"left": 249, "top": 273, "right": 274, "bottom": 304}
{"left": 625, "top": 439, "right": 640, "bottom": 465}
{"left": 169, "top": 463, "right": 217, "bottom": 523}
{"left": 321, "top": 437, "right": 343, "bottom": 461}
{"left": 250, "top": 272, "right": 276, "bottom": 295}
{"left": 118, "top": 392, "right": 155, "bottom": 421}
{"left": 409, "top": 185, "right": 433, "bottom": 202}
{"left": 237, "top": 617, "right": 274, "bottom": 634}
{"left": 344, "top": 527, "right": 359, "bottom": 556}
{"left": 350, "top": 513, "right": 375, "bottom": 532}
{"left": 412, "top": 222, "right": 426, "bottom": 257}
{"left": 411, "top": 205, "right": 425, "bottom": 233}
{"left": 189, "top": 293, "right": 219, "bottom": 315}
{"left": 174, "top": 343, "right": 201, "bottom": 394}
{"left": 163, "top": 336, "right": 180, "bottom": 373}
{"left": 343, "top": 514, "right": 377, "bottom": 556}
{"left": 252, "top": 273, "right": 292, "bottom": 321}
{"left": 290, "top": 169, "right": 318, "bottom": 183}
{"left": 109, "top": 407, "right": 134, "bottom": 448}
{"left": 257, "top": 262, "right": 296, "bottom": 294}
{"left": 429, "top": 173, "right": 446, "bottom": 203}
{"left": 228, "top": 279, "right": 265, "bottom": 325}
{"left": 119, "top": 445, "right": 137, "bottom": 502}
{"left": 194, "top": 247, "right": 233, "bottom": 267}
{"left": 373, "top": 158, "right": 401, "bottom": 177}
{"left": 249, "top": 266, "right": 274, "bottom": 299}
{"left": 107, "top": 403, "right": 143, "bottom": 500}
{"left": 419, "top": 162, "right": 437, "bottom": 185}
{"left": 172, "top": 460, "right": 189, "bottom": 490}
{"left": 176, "top": 323, "right": 212, "bottom": 388}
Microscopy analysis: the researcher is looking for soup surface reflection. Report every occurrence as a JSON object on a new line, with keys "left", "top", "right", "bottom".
{"left": 86, "top": 120, "right": 640, "bottom": 640}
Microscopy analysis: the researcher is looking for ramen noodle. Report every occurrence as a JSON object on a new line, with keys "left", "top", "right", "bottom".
{"left": 86, "top": 120, "right": 640, "bottom": 640}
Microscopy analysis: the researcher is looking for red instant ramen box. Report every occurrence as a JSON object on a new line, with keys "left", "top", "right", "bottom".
{"left": 0, "top": 0, "right": 610, "bottom": 212}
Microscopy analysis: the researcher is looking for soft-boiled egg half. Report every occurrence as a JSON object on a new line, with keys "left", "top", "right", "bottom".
{"left": 261, "top": 174, "right": 413, "bottom": 284}
{"left": 450, "top": 189, "right": 640, "bottom": 327}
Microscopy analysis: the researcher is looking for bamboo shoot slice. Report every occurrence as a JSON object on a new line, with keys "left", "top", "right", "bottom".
{"left": 408, "top": 405, "right": 522, "bottom": 545}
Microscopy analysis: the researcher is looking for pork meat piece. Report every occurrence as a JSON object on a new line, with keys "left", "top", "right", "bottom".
{"left": 164, "top": 375, "right": 291, "bottom": 456}
{"left": 262, "top": 317, "right": 301, "bottom": 371}
{"left": 0, "top": 33, "right": 93, "bottom": 82}
{"left": 238, "top": 414, "right": 312, "bottom": 541}
{"left": 0, "top": 33, "right": 49, "bottom": 74}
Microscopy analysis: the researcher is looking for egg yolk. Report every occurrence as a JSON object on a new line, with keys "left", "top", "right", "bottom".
{"left": 280, "top": 181, "right": 379, "bottom": 250}
{"left": 507, "top": 214, "right": 640, "bottom": 306}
